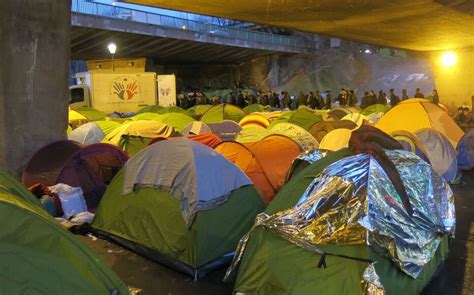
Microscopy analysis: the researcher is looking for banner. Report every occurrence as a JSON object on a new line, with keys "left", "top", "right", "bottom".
{"left": 157, "top": 75, "right": 176, "bottom": 107}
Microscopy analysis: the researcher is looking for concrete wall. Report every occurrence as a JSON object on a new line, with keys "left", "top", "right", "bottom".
{"left": 159, "top": 50, "right": 435, "bottom": 100}
{"left": 239, "top": 51, "right": 435, "bottom": 99}
{"left": 0, "top": 1, "right": 70, "bottom": 176}
{"left": 431, "top": 49, "right": 474, "bottom": 111}
{"left": 156, "top": 64, "right": 240, "bottom": 91}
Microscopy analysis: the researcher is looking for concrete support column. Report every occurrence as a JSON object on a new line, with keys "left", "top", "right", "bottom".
{"left": 0, "top": 0, "right": 70, "bottom": 177}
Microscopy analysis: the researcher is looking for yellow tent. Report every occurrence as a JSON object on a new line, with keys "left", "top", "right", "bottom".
{"left": 102, "top": 120, "right": 176, "bottom": 146}
{"left": 341, "top": 113, "right": 371, "bottom": 127}
{"left": 239, "top": 114, "right": 270, "bottom": 128}
{"left": 376, "top": 99, "right": 464, "bottom": 147}
{"left": 68, "top": 108, "right": 88, "bottom": 129}
{"left": 319, "top": 128, "right": 353, "bottom": 151}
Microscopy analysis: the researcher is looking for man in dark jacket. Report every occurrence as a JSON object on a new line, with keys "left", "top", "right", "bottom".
{"left": 308, "top": 91, "right": 318, "bottom": 109}
{"left": 432, "top": 89, "right": 440, "bottom": 104}
{"left": 414, "top": 88, "right": 425, "bottom": 98}
{"left": 377, "top": 91, "right": 387, "bottom": 105}
{"left": 360, "top": 92, "right": 371, "bottom": 109}
{"left": 325, "top": 90, "right": 332, "bottom": 109}
{"left": 402, "top": 89, "right": 409, "bottom": 100}
{"left": 268, "top": 92, "right": 278, "bottom": 108}
{"left": 389, "top": 89, "right": 400, "bottom": 107}
{"left": 297, "top": 91, "right": 307, "bottom": 108}
{"left": 348, "top": 89, "right": 357, "bottom": 106}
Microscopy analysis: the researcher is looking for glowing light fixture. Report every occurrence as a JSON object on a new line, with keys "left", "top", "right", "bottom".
{"left": 107, "top": 43, "right": 117, "bottom": 54}
{"left": 440, "top": 51, "right": 457, "bottom": 67}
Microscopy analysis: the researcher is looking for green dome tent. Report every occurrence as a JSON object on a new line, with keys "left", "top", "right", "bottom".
{"left": 230, "top": 150, "right": 453, "bottom": 295}
{"left": 92, "top": 139, "right": 265, "bottom": 279}
{"left": 154, "top": 113, "right": 196, "bottom": 132}
{"left": 0, "top": 169, "right": 41, "bottom": 206}
{"left": 200, "top": 104, "right": 245, "bottom": 123}
{"left": 361, "top": 104, "right": 390, "bottom": 116}
{"left": 268, "top": 109, "right": 322, "bottom": 131}
{"left": 103, "top": 120, "right": 178, "bottom": 156}
{"left": 137, "top": 104, "right": 164, "bottom": 114}
{"left": 76, "top": 107, "right": 106, "bottom": 121}
{"left": 0, "top": 170, "right": 129, "bottom": 295}
{"left": 157, "top": 106, "right": 188, "bottom": 115}
{"left": 95, "top": 120, "right": 122, "bottom": 135}
{"left": 243, "top": 104, "right": 266, "bottom": 114}
{"left": 235, "top": 126, "right": 274, "bottom": 144}
{"left": 130, "top": 113, "right": 196, "bottom": 132}
{"left": 270, "top": 123, "right": 319, "bottom": 151}
{"left": 130, "top": 112, "right": 162, "bottom": 121}
{"left": 187, "top": 105, "right": 213, "bottom": 118}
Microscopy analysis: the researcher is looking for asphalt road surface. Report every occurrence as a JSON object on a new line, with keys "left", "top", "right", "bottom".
{"left": 79, "top": 172, "right": 474, "bottom": 295}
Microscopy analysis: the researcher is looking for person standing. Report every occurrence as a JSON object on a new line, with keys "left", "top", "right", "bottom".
{"left": 325, "top": 90, "right": 332, "bottom": 109}
{"left": 402, "top": 89, "right": 409, "bottom": 100}
{"left": 282, "top": 91, "right": 291, "bottom": 109}
{"left": 268, "top": 92, "right": 277, "bottom": 108}
{"left": 348, "top": 89, "right": 357, "bottom": 107}
{"left": 297, "top": 91, "right": 307, "bottom": 108}
{"left": 360, "top": 92, "right": 370, "bottom": 109}
{"left": 377, "top": 90, "right": 387, "bottom": 105}
{"left": 369, "top": 90, "right": 378, "bottom": 106}
{"left": 414, "top": 88, "right": 425, "bottom": 98}
{"left": 432, "top": 89, "right": 440, "bottom": 104}
{"left": 389, "top": 89, "right": 400, "bottom": 107}
{"left": 260, "top": 93, "right": 268, "bottom": 106}
{"left": 338, "top": 88, "right": 347, "bottom": 106}
{"left": 308, "top": 91, "right": 318, "bottom": 109}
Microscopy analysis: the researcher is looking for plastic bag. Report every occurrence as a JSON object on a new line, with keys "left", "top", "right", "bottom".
{"left": 49, "top": 184, "right": 87, "bottom": 219}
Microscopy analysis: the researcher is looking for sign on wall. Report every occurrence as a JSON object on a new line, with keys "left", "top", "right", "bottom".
{"left": 157, "top": 75, "right": 176, "bottom": 107}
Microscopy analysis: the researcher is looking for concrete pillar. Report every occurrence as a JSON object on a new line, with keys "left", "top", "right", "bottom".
{"left": 0, "top": 1, "right": 70, "bottom": 177}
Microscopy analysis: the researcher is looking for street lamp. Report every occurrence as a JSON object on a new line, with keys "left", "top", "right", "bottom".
{"left": 440, "top": 51, "right": 457, "bottom": 67}
{"left": 108, "top": 43, "right": 117, "bottom": 72}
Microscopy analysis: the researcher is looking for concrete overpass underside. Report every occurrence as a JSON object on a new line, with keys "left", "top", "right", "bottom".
{"left": 71, "top": 14, "right": 293, "bottom": 64}
{"left": 71, "top": 26, "right": 280, "bottom": 64}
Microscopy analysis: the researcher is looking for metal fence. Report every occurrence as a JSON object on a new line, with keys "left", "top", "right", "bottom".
{"left": 72, "top": 0, "right": 311, "bottom": 49}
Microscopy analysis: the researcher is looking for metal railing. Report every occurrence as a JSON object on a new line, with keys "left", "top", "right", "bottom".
{"left": 71, "top": 0, "right": 312, "bottom": 49}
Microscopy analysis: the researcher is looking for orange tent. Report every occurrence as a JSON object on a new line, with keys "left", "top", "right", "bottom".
{"left": 215, "top": 141, "right": 275, "bottom": 204}
{"left": 215, "top": 134, "right": 301, "bottom": 204}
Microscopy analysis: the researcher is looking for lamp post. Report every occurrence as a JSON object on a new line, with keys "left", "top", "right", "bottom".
{"left": 107, "top": 43, "right": 117, "bottom": 72}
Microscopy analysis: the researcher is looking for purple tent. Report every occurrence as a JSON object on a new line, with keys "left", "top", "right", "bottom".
{"left": 23, "top": 141, "right": 128, "bottom": 211}
{"left": 207, "top": 120, "right": 242, "bottom": 141}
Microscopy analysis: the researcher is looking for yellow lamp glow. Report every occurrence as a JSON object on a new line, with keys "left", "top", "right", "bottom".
{"left": 440, "top": 51, "right": 457, "bottom": 67}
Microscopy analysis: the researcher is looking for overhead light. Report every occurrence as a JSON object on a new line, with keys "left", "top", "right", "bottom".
{"left": 440, "top": 51, "right": 457, "bottom": 67}
{"left": 210, "top": 30, "right": 215, "bottom": 34}
{"left": 107, "top": 43, "right": 117, "bottom": 54}
{"left": 182, "top": 25, "right": 187, "bottom": 30}
{"left": 364, "top": 49, "right": 371, "bottom": 54}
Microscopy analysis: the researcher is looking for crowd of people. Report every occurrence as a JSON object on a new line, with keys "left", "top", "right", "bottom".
{"left": 453, "top": 106, "right": 474, "bottom": 131}
{"left": 177, "top": 87, "right": 440, "bottom": 111}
